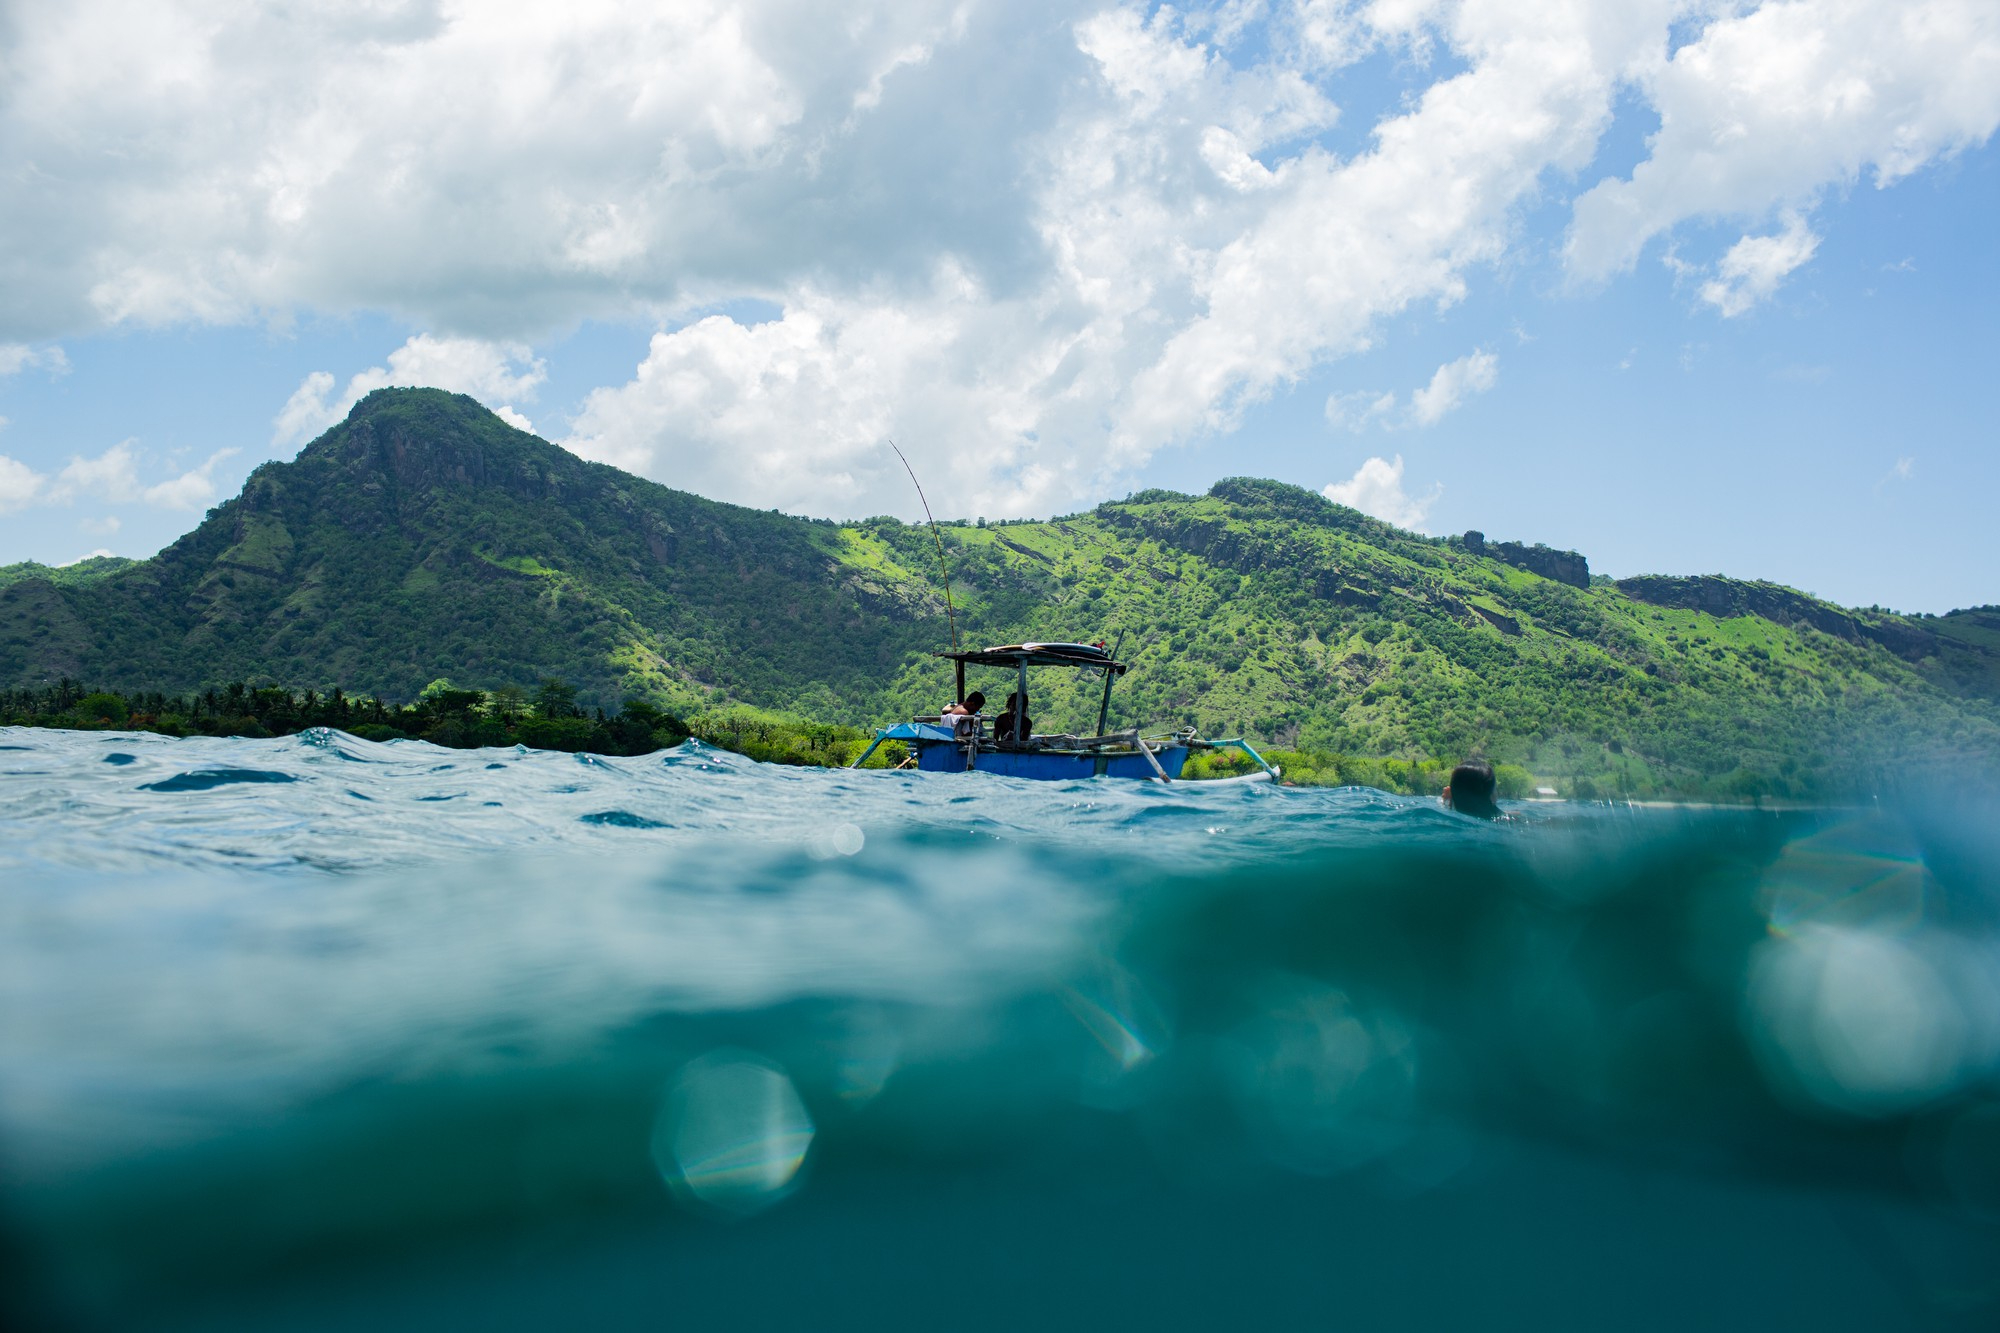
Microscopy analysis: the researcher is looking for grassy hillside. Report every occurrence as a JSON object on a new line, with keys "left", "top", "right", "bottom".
{"left": 3, "top": 388, "right": 1994, "bottom": 799}
{"left": 851, "top": 485, "right": 2000, "bottom": 798}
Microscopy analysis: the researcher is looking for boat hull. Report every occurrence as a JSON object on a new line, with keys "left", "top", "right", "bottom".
{"left": 913, "top": 739, "right": 1188, "bottom": 782}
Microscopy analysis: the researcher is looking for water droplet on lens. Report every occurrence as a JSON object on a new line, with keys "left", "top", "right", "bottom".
{"left": 1059, "top": 961, "right": 1173, "bottom": 1111}
{"left": 652, "top": 1052, "right": 815, "bottom": 1217}
{"left": 830, "top": 1008, "right": 902, "bottom": 1106}
{"left": 1222, "top": 978, "right": 1418, "bottom": 1175}
{"left": 1747, "top": 925, "right": 1968, "bottom": 1116}
{"left": 807, "top": 822, "right": 866, "bottom": 860}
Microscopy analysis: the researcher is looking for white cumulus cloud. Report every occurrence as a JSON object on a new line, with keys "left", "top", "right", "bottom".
{"left": 563, "top": 273, "right": 1066, "bottom": 516}
{"left": 50, "top": 442, "right": 145, "bottom": 504}
{"left": 1112, "top": 1, "right": 1655, "bottom": 462}
{"left": 274, "top": 335, "right": 547, "bottom": 448}
{"left": 19, "top": 440, "right": 239, "bottom": 511}
{"left": 1325, "top": 389, "right": 1400, "bottom": 432}
{"left": 1874, "top": 455, "right": 1916, "bottom": 491}
{"left": 1567, "top": 0, "right": 2000, "bottom": 283}
{"left": 1698, "top": 214, "right": 1820, "bottom": 316}
{"left": 569, "top": 2, "right": 1633, "bottom": 513}
{"left": 1410, "top": 350, "right": 1499, "bottom": 426}
{"left": 1325, "top": 350, "right": 1496, "bottom": 432}
{"left": 271, "top": 373, "right": 341, "bottom": 452}
{"left": 1, "top": 1, "right": 1993, "bottom": 515}
{"left": 1322, "top": 454, "right": 1440, "bottom": 531}
{"left": 0, "top": 344, "right": 70, "bottom": 377}
{"left": 0, "top": 455, "right": 46, "bottom": 512}
{"left": 0, "top": 0, "right": 978, "bottom": 340}
{"left": 141, "top": 449, "right": 238, "bottom": 510}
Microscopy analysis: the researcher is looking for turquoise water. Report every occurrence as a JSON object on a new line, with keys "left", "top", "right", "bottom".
{"left": 2, "top": 726, "right": 1997, "bottom": 1330}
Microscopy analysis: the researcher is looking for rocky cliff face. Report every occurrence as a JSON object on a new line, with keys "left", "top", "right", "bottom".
{"left": 1461, "top": 532, "right": 1590, "bottom": 588}
{"left": 1614, "top": 575, "right": 1938, "bottom": 660}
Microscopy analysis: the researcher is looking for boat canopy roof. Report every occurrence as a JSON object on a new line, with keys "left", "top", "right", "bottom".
{"left": 936, "top": 642, "right": 1128, "bottom": 674}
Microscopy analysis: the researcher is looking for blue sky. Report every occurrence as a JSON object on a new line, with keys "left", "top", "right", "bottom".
{"left": 2, "top": 1, "right": 1995, "bottom": 614}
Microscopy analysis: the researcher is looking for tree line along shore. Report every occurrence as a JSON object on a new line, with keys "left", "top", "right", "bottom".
{"left": 1, "top": 677, "right": 1534, "bottom": 797}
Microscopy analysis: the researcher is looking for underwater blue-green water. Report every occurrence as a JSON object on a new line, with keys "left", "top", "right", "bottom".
{"left": 2, "top": 726, "right": 1998, "bottom": 1330}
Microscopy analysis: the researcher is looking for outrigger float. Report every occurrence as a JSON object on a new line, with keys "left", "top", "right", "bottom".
{"left": 850, "top": 641, "right": 1280, "bottom": 784}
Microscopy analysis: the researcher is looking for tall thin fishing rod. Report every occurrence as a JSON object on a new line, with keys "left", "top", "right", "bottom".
{"left": 889, "top": 441, "right": 958, "bottom": 653}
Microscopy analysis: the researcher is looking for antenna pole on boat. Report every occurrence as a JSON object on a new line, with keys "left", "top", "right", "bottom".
{"left": 1095, "top": 634, "right": 1123, "bottom": 737}
{"left": 889, "top": 441, "right": 959, "bottom": 658}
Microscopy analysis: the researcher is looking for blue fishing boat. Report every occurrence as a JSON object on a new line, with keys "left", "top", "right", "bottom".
{"left": 850, "top": 641, "right": 1279, "bottom": 784}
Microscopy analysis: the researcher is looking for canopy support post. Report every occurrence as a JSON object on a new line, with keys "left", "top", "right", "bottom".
{"left": 1095, "top": 666, "right": 1113, "bottom": 738}
{"left": 955, "top": 659, "right": 966, "bottom": 706}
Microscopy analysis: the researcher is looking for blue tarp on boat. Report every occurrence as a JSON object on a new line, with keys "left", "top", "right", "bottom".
{"left": 907, "top": 734, "right": 1188, "bottom": 781}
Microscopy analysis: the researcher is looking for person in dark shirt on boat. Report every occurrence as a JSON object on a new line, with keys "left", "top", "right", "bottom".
{"left": 1442, "top": 758, "right": 1502, "bottom": 819}
{"left": 994, "top": 692, "right": 1034, "bottom": 747}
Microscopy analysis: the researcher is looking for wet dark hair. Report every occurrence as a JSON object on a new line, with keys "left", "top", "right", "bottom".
{"left": 963, "top": 691, "right": 986, "bottom": 710}
{"left": 1446, "top": 759, "right": 1501, "bottom": 818}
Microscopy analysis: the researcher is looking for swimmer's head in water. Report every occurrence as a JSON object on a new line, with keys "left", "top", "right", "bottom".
{"left": 1444, "top": 759, "right": 1501, "bottom": 818}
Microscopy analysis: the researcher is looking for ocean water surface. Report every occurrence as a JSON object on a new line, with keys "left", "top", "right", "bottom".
{"left": 2, "top": 726, "right": 1997, "bottom": 1330}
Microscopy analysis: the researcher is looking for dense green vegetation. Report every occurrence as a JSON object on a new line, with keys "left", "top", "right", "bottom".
{"left": 0, "top": 676, "right": 688, "bottom": 756}
{"left": 0, "top": 675, "right": 967, "bottom": 783}
{"left": 0, "top": 676, "right": 917, "bottom": 769}
{"left": 3, "top": 388, "right": 1995, "bottom": 800}
{"left": 0, "top": 555, "right": 139, "bottom": 590}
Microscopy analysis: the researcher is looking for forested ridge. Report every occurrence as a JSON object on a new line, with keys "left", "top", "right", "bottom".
{"left": 3, "top": 388, "right": 1995, "bottom": 799}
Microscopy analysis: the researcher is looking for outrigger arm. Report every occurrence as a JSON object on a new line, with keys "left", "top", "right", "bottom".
{"left": 1133, "top": 731, "right": 1172, "bottom": 783}
{"left": 1200, "top": 736, "right": 1281, "bottom": 782}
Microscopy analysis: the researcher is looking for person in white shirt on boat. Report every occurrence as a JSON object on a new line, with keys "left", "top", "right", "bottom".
{"left": 942, "top": 691, "right": 985, "bottom": 740}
